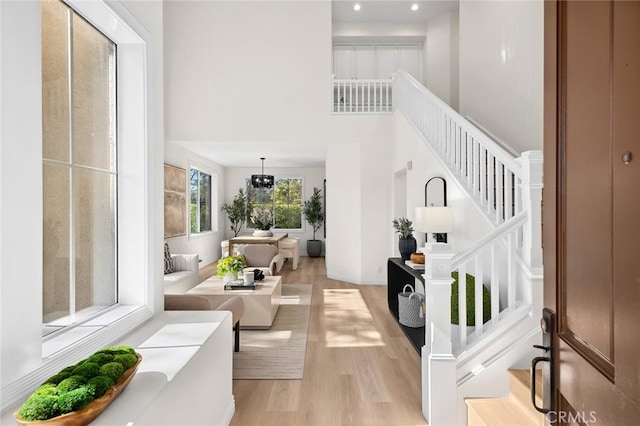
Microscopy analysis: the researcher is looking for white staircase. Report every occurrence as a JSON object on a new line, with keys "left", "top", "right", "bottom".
{"left": 393, "top": 70, "right": 544, "bottom": 425}
{"left": 466, "top": 369, "right": 545, "bottom": 426}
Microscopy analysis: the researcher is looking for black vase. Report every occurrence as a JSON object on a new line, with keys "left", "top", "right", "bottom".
{"left": 398, "top": 236, "right": 417, "bottom": 261}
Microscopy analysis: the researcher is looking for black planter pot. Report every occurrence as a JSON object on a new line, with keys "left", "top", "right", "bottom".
{"left": 307, "top": 240, "right": 323, "bottom": 257}
{"left": 398, "top": 236, "right": 417, "bottom": 261}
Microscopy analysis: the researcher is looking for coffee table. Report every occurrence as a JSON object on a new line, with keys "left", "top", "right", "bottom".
{"left": 186, "top": 275, "right": 282, "bottom": 329}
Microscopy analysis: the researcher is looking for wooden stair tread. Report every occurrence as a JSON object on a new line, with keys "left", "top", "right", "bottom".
{"left": 508, "top": 369, "right": 543, "bottom": 405}
{"left": 466, "top": 398, "right": 543, "bottom": 426}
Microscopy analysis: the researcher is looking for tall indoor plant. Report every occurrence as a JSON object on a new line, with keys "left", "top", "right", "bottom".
{"left": 221, "top": 188, "right": 249, "bottom": 237}
{"left": 303, "top": 187, "right": 324, "bottom": 257}
{"left": 392, "top": 217, "right": 416, "bottom": 261}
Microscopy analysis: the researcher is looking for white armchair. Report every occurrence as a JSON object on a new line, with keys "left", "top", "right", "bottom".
{"left": 242, "top": 245, "right": 284, "bottom": 276}
{"left": 164, "top": 253, "right": 200, "bottom": 294}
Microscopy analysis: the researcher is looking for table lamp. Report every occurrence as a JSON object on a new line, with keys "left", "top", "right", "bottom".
{"left": 414, "top": 206, "right": 453, "bottom": 243}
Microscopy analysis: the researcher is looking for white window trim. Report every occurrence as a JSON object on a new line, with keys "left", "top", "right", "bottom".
{"left": 188, "top": 163, "right": 218, "bottom": 237}
{"left": 1, "top": 0, "right": 153, "bottom": 412}
{"left": 246, "top": 174, "right": 306, "bottom": 232}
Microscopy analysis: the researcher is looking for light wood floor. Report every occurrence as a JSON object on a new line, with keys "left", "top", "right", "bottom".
{"left": 202, "top": 257, "right": 427, "bottom": 426}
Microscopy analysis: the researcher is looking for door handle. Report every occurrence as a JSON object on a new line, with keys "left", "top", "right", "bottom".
{"left": 531, "top": 355, "right": 550, "bottom": 414}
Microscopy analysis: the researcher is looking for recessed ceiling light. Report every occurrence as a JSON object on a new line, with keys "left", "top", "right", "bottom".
{"left": 353, "top": 3, "right": 361, "bottom": 11}
{"left": 411, "top": 3, "right": 419, "bottom": 11}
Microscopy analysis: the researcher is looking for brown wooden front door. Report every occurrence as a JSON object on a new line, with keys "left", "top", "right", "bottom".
{"left": 544, "top": 1, "right": 640, "bottom": 424}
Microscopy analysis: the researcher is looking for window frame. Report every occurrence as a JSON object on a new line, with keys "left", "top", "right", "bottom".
{"left": 42, "top": 0, "right": 119, "bottom": 336}
{"left": 0, "top": 0, "right": 155, "bottom": 411}
{"left": 246, "top": 175, "right": 305, "bottom": 232}
{"left": 189, "top": 164, "right": 217, "bottom": 237}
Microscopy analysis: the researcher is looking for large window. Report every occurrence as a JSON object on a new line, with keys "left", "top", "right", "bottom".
{"left": 42, "top": 0, "right": 117, "bottom": 334}
{"left": 247, "top": 177, "right": 303, "bottom": 230}
{"left": 190, "top": 167, "right": 212, "bottom": 234}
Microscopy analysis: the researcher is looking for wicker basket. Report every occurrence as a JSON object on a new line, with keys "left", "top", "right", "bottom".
{"left": 398, "top": 284, "right": 425, "bottom": 328}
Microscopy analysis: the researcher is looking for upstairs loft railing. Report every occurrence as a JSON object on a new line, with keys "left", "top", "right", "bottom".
{"left": 332, "top": 78, "right": 393, "bottom": 113}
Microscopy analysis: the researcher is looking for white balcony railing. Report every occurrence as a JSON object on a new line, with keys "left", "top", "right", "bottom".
{"left": 332, "top": 78, "right": 393, "bottom": 113}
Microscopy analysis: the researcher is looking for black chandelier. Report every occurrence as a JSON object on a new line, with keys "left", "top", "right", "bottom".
{"left": 251, "top": 157, "right": 274, "bottom": 189}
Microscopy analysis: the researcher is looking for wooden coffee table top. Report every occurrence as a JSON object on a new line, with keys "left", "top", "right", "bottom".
{"left": 187, "top": 275, "right": 282, "bottom": 296}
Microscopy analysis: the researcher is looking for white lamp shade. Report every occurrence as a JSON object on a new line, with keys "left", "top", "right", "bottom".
{"left": 414, "top": 206, "right": 453, "bottom": 233}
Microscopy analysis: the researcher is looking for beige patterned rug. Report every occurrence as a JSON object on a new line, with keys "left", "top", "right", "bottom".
{"left": 233, "top": 283, "right": 311, "bottom": 380}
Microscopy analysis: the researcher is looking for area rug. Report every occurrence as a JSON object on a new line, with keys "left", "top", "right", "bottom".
{"left": 233, "top": 283, "right": 312, "bottom": 380}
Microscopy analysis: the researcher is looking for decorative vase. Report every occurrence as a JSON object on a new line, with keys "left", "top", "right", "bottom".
{"left": 398, "top": 236, "right": 417, "bottom": 261}
{"left": 222, "top": 271, "right": 237, "bottom": 284}
{"left": 252, "top": 229, "right": 273, "bottom": 237}
{"left": 307, "top": 240, "right": 322, "bottom": 257}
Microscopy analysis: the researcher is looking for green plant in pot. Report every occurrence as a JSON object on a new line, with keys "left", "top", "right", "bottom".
{"left": 303, "top": 187, "right": 324, "bottom": 257}
{"left": 392, "top": 217, "right": 416, "bottom": 261}
{"left": 217, "top": 255, "right": 247, "bottom": 283}
{"left": 221, "top": 188, "right": 249, "bottom": 237}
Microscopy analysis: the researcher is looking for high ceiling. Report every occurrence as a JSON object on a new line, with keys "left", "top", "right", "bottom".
{"left": 332, "top": 0, "right": 458, "bottom": 25}
{"left": 178, "top": 0, "right": 459, "bottom": 169}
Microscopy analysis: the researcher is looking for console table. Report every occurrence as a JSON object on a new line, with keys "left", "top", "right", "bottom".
{"left": 387, "top": 257, "right": 425, "bottom": 354}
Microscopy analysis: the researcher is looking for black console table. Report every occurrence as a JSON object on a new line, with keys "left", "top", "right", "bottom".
{"left": 387, "top": 257, "right": 425, "bottom": 354}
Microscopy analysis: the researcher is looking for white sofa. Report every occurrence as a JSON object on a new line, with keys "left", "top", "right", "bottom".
{"left": 164, "top": 253, "right": 200, "bottom": 294}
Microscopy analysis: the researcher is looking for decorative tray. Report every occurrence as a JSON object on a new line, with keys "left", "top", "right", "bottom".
{"left": 14, "top": 353, "right": 142, "bottom": 426}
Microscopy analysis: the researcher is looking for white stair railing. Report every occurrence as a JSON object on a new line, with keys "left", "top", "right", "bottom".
{"left": 332, "top": 78, "right": 393, "bottom": 113}
{"left": 391, "top": 71, "right": 544, "bottom": 425}
{"left": 394, "top": 70, "right": 531, "bottom": 226}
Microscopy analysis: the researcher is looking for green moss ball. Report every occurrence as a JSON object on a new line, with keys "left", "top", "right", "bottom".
{"left": 86, "top": 353, "right": 114, "bottom": 365}
{"left": 56, "top": 375, "right": 87, "bottom": 394}
{"left": 34, "top": 383, "right": 58, "bottom": 397}
{"left": 99, "top": 362, "right": 124, "bottom": 383}
{"left": 43, "top": 371, "right": 71, "bottom": 386}
{"left": 72, "top": 361, "right": 101, "bottom": 378}
{"left": 57, "top": 387, "right": 94, "bottom": 414}
{"left": 17, "top": 395, "right": 60, "bottom": 421}
{"left": 97, "top": 345, "right": 135, "bottom": 356}
{"left": 87, "top": 376, "right": 114, "bottom": 398}
{"left": 113, "top": 353, "right": 138, "bottom": 370}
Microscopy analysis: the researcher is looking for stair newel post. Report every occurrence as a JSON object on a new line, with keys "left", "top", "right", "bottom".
{"left": 515, "top": 150, "right": 543, "bottom": 272}
{"left": 422, "top": 242, "right": 457, "bottom": 426}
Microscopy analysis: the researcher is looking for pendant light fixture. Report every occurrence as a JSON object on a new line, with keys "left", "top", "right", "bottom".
{"left": 251, "top": 157, "right": 274, "bottom": 189}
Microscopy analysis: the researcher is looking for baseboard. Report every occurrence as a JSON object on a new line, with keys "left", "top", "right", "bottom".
{"left": 218, "top": 396, "right": 235, "bottom": 425}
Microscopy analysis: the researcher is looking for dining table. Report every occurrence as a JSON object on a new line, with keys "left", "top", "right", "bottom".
{"left": 228, "top": 232, "right": 288, "bottom": 256}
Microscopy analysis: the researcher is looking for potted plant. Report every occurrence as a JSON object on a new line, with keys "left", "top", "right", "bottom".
{"left": 250, "top": 207, "right": 274, "bottom": 237}
{"left": 216, "top": 255, "right": 247, "bottom": 284}
{"left": 392, "top": 217, "right": 416, "bottom": 261}
{"left": 302, "top": 187, "right": 324, "bottom": 257}
{"left": 221, "top": 188, "right": 249, "bottom": 237}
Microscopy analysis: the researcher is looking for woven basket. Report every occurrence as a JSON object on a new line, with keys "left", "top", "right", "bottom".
{"left": 398, "top": 284, "right": 425, "bottom": 328}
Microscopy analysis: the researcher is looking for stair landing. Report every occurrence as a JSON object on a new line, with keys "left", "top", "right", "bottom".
{"left": 466, "top": 369, "right": 544, "bottom": 426}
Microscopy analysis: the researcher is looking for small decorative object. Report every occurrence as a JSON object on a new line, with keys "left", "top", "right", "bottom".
{"left": 398, "top": 284, "right": 425, "bottom": 328}
{"left": 250, "top": 207, "right": 273, "bottom": 237}
{"left": 451, "top": 271, "right": 491, "bottom": 326}
{"left": 303, "top": 187, "right": 324, "bottom": 257}
{"left": 392, "top": 217, "right": 416, "bottom": 261}
{"left": 410, "top": 252, "right": 425, "bottom": 264}
{"left": 14, "top": 346, "right": 141, "bottom": 425}
{"left": 217, "top": 255, "right": 247, "bottom": 284}
{"left": 221, "top": 188, "right": 250, "bottom": 237}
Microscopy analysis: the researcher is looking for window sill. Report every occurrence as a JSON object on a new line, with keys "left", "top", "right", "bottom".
{"left": 2, "top": 306, "right": 152, "bottom": 412}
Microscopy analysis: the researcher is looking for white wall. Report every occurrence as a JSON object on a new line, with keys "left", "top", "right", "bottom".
{"left": 164, "top": 143, "right": 225, "bottom": 266}
{"left": 459, "top": 1, "right": 543, "bottom": 154}
{"left": 393, "top": 112, "right": 493, "bottom": 254}
{"left": 164, "top": 0, "right": 333, "bottom": 145}
{"left": 224, "top": 166, "right": 326, "bottom": 257}
{"left": 423, "top": 10, "right": 459, "bottom": 110}
{"left": 0, "top": 0, "right": 43, "bottom": 386}
{"left": 0, "top": 0, "right": 165, "bottom": 408}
